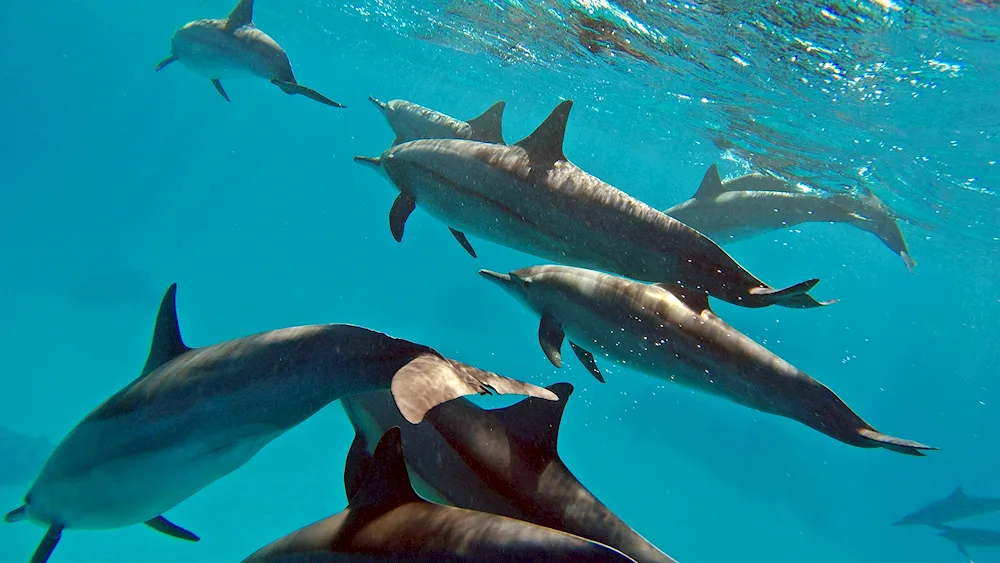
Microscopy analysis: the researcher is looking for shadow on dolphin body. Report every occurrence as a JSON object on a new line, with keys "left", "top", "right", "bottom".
{"left": 155, "top": 0, "right": 345, "bottom": 108}
{"left": 368, "top": 97, "right": 506, "bottom": 146}
{"left": 479, "top": 264, "right": 935, "bottom": 456}
{"left": 341, "top": 383, "right": 679, "bottom": 563}
{"left": 241, "top": 427, "right": 639, "bottom": 563}
{"left": 354, "top": 99, "right": 832, "bottom": 309}
{"left": 3, "top": 284, "right": 555, "bottom": 563}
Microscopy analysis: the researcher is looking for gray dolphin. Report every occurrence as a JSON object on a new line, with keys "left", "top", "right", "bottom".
{"left": 354, "top": 100, "right": 830, "bottom": 309}
{"left": 155, "top": 0, "right": 344, "bottom": 107}
{"left": 479, "top": 264, "right": 935, "bottom": 456}
{"left": 368, "top": 97, "right": 506, "bottom": 146}
{"left": 895, "top": 486, "right": 1000, "bottom": 528}
{"left": 3, "top": 284, "right": 555, "bottom": 563}
{"left": 341, "top": 383, "right": 679, "bottom": 563}
{"left": 936, "top": 525, "right": 1000, "bottom": 560}
{"left": 664, "top": 165, "right": 915, "bottom": 271}
{"left": 242, "top": 427, "right": 638, "bottom": 563}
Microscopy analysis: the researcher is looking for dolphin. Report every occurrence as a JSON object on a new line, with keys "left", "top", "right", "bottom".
{"left": 155, "top": 0, "right": 344, "bottom": 107}
{"left": 479, "top": 264, "right": 935, "bottom": 456}
{"left": 3, "top": 284, "right": 555, "bottom": 563}
{"left": 354, "top": 100, "right": 830, "bottom": 309}
{"left": 242, "top": 426, "right": 639, "bottom": 563}
{"left": 368, "top": 97, "right": 506, "bottom": 146}
{"left": 341, "top": 383, "right": 679, "bottom": 563}
{"left": 894, "top": 486, "right": 1000, "bottom": 528}
{"left": 936, "top": 525, "right": 1000, "bottom": 560}
{"left": 664, "top": 165, "right": 916, "bottom": 271}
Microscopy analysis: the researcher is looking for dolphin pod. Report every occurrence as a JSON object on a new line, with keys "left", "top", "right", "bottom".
{"left": 368, "top": 97, "right": 507, "bottom": 146}
{"left": 479, "top": 264, "right": 934, "bottom": 456}
{"left": 3, "top": 284, "right": 555, "bottom": 563}
{"left": 155, "top": 0, "right": 344, "bottom": 107}
{"left": 242, "top": 426, "right": 639, "bottom": 563}
{"left": 663, "top": 165, "right": 916, "bottom": 272}
{"left": 355, "top": 99, "right": 833, "bottom": 309}
{"left": 341, "top": 383, "right": 679, "bottom": 563}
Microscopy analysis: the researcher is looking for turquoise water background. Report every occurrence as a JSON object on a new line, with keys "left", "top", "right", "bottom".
{"left": 1, "top": 0, "right": 999, "bottom": 561}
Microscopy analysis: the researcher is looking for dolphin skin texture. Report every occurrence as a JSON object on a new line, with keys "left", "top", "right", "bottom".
{"left": 242, "top": 427, "right": 639, "bottom": 563}
{"left": 479, "top": 264, "right": 935, "bottom": 457}
{"left": 355, "top": 100, "right": 831, "bottom": 309}
{"left": 155, "top": 0, "right": 344, "bottom": 107}
{"left": 4, "top": 284, "right": 555, "bottom": 563}
{"left": 341, "top": 383, "right": 679, "bottom": 563}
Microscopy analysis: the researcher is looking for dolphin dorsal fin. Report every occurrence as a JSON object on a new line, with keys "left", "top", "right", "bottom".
{"left": 466, "top": 101, "right": 506, "bottom": 144}
{"left": 347, "top": 427, "right": 421, "bottom": 516}
{"left": 140, "top": 284, "right": 191, "bottom": 377}
{"left": 655, "top": 283, "right": 713, "bottom": 314}
{"left": 951, "top": 486, "right": 967, "bottom": 499}
{"left": 490, "top": 383, "right": 573, "bottom": 463}
{"left": 692, "top": 164, "right": 727, "bottom": 199}
{"left": 224, "top": 0, "right": 254, "bottom": 31}
{"left": 515, "top": 100, "right": 573, "bottom": 164}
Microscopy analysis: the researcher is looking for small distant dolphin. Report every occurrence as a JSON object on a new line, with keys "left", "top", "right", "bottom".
{"left": 155, "top": 0, "right": 344, "bottom": 107}
{"left": 479, "top": 264, "right": 935, "bottom": 456}
{"left": 664, "top": 165, "right": 916, "bottom": 271}
{"left": 936, "top": 525, "right": 1000, "bottom": 560}
{"left": 368, "top": 97, "right": 506, "bottom": 146}
{"left": 895, "top": 486, "right": 1000, "bottom": 528}
{"left": 3, "top": 284, "right": 554, "bottom": 563}
{"left": 0, "top": 428, "right": 53, "bottom": 489}
{"left": 341, "top": 383, "right": 679, "bottom": 563}
{"left": 242, "top": 426, "right": 639, "bottom": 563}
{"left": 355, "top": 100, "right": 830, "bottom": 309}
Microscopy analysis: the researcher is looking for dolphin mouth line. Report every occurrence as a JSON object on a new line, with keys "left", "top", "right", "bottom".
{"left": 478, "top": 270, "right": 510, "bottom": 283}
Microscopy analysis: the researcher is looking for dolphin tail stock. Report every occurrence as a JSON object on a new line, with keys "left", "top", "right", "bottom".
{"left": 389, "top": 353, "right": 558, "bottom": 424}
{"left": 747, "top": 278, "right": 837, "bottom": 308}
{"left": 857, "top": 428, "right": 938, "bottom": 457}
{"left": 271, "top": 79, "right": 346, "bottom": 108}
{"left": 155, "top": 55, "right": 178, "bottom": 72}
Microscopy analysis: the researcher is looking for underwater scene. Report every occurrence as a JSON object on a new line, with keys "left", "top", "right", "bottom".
{"left": 1, "top": 0, "right": 999, "bottom": 561}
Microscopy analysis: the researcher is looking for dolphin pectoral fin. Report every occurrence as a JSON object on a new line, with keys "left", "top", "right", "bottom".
{"left": 857, "top": 428, "right": 937, "bottom": 456}
{"left": 466, "top": 101, "right": 506, "bottom": 144}
{"left": 448, "top": 228, "right": 477, "bottom": 257}
{"left": 31, "top": 524, "right": 63, "bottom": 563}
{"left": 270, "top": 80, "right": 346, "bottom": 108}
{"left": 538, "top": 312, "right": 565, "bottom": 368}
{"left": 211, "top": 79, "right": 231, "bottom": 102}
{"left": 344, "top": 433, "right": 374, "bottom": 502}
{"left": 155, "top": 55, "right": 178, "bottom": 72}
{"left": 4, "top": 505, "right": 26, "bottom": 522}
{"left": 145, "top": 516, "right": 200, "bottom": 542}
{"left": 569, "top": 341, "right": 604, "bottom": 383}
{"left": 390, "top": 353, "right": 558, "bottom": 424}
{"left": 389, "top": 194, "right": 416, "bottom": 242}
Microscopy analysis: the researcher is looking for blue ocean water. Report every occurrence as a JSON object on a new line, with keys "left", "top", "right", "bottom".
{"left": 1, "top": 0, "right": 998, "bottom": 561}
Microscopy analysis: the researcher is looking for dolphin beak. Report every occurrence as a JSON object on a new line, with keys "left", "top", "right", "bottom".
{"left": 368, "top": 96, "right": 388, "bottom": 114}
{"left": 478, "top": 269, "right": 513, "bottom": 287}
{"left": 354, "top": 156, "right": 382, "bottom": 169}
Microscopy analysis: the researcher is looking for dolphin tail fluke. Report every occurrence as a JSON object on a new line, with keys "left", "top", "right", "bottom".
{"left": 145, "top": 515, "right": 200, "bottom": 542}
{"left": 155, "top": 55, "right": 177, "bottom": 72}
{"left": 271, "top": 80, "right": 346, "bottom": 108}
{"left": 902, "top": 251, "right": 917, "bottom": 273}
{"left": 858, "top": 428, "right": 937, "bottom": 456}
{"left": 30, "top": 524, "right": 63, "bottom": 563}
{"left": 748, "top": 278, "right": 837, "bottom": 309}
{"left": 390, "top": 353, "right": 558, "bottom": 424}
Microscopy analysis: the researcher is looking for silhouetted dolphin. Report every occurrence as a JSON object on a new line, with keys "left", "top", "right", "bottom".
{"left": 341, "top": 383, "right": 678, "bottom": 563}
{"left": 155, "top": 0, "right": 344, "bottom": 107}
{"left": 936, "top": 525, "right": 1000, "bottom": 560}
{"left": 664, "top": 165, "right": 915, "bottom": 271}
{"left": 479, "top": 264, "right": 935, "bottom": 456}
{"left": 242, "top": 427, "right": 638, "bottom": 562}
{"left": 368, "top": 97, "right": 506, "bottom": 146}
{"left": 354, "top": 100, "right": 829, "bottom": 309}
{"left": 895, "top": 486, "right": 1000, "bottom": 528}
{"left": 3, "top": 284, "right": 555, "bottom": 563}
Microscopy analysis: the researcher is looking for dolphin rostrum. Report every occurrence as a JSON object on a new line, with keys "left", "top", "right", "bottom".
{"left": 664, "top": 165, "right": 916, "bottom": 271}
{"left": 894, "top": 486, "right": 1000, "bottom": 528}
{"left": 368, "top": 97, "right": 506, "bottom": 146}
{"left": 936, "top": 525, "right": 1000, "bottom": 560}
{"left": 3, "top": 284, "right": 555, "bottom": 563}
{"left": 354, "top": 100, "right": 830, "bottom": 309}
{"left": 155, "top": 0, "right": 344, "bottom": 107}
{"left": 241, "top": 426, "right": 639, "bottom": 563}
{"left": 341, "top": 383, "right": 679, "bottom": 563}
{"left": 479, "top": 264, "right": 935, "bottom": 456}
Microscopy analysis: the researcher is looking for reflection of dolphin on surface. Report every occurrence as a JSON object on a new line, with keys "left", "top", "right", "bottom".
{"left": 936, "top": 525, "right": 1000, "bottom": 560}
{"left": 368, "top": 97, "right": 506, "bottom": 146}
{"left": 664, "top": 165, "right": 916, "bottom": 271}
{"left": 0, "top": 427, "right": 52, "bottom": 489}
{"left": 895, "top": 486, "right": 1000, "bottom": 528}
{"left": 341, "top": 383, "right": 679, "bottom": 563}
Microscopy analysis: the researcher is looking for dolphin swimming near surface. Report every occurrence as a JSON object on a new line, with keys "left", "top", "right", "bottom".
{"left": 3, "top": 284, "right": 555, "bottom": 563}
{"left": 663, "top": 165, "right": 916, "bottom": 271}
{"left": 936, "top": 524, "right": 1000, "bottom": 560}
{"left": 354, "top": 100, "right": 830, "bottom": 309}
{"left": 479, "top": 264, "right": 935, "bottom": 456}
{"left": 895, "top": 486, "right": 1000, "bottom": 528}
{"left": 341, "top": 383, "right": 679, "bottom": 563}
{"left": 368, "top": 97, "right": 506, "bottom": 146}
{"left": 242, "top": 426, "right": 639, "bottom": 563}
{"left": 155, "top": 0, "right": 345, "bottom": 107}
